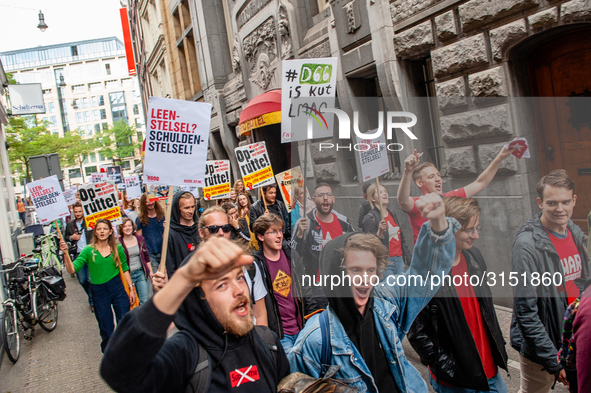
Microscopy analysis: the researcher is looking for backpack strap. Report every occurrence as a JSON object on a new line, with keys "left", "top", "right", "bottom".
{"left": 319, "top": 310, "right": 331, "bottom": 378}
{"left": 255, "top": 325, "right": 279, "bottom": 366}
{"left": 185, "top": 343, "right": 210, "bottom": 393}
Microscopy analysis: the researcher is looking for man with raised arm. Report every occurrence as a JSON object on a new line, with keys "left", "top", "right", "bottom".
{"left": 397, "top": 145, "right": 516, "bottom": 242}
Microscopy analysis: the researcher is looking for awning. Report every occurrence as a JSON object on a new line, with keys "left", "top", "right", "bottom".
{"left": 238, "top": 89, "right": 281, "bottom": 135}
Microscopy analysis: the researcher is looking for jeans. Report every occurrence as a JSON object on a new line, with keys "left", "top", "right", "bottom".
{"left": 280, "top": 333, "right": 298, "bottom": 355}
{"left": 91, "top": 276, "right": 130, "bottom": 353}
{"left": 382, "top": 256, "right": 405, "bottom": 280}
{"left": 148, "top": 252, "right": 161, "bottom": 275}
{"left": 130, "top": 269, "right": 149, "bottom": 305}
{"left": 429, "top": 371, "right": 507, "bottom": 393}
{"left": 75, "top": 263, "right": 93, "bottom": 306}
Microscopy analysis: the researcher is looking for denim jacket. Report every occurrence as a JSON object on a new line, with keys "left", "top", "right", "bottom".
{"left": 288, "top": 218, "right": 460, "bottom": 393}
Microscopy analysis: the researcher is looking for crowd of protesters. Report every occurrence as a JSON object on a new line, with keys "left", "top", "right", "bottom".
{"left": 44, "top": 144, "right": 591, "bottom": 393}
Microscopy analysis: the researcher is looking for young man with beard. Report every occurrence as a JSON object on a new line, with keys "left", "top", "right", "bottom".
{"left": 166, "top": 191, "right": 202, "bottom": 278}
{"left": 249, "top": 184, "right": 291, "bottom": 241}
{"left": 408, "top": 197, "right": 508, "bottom": 392}
{"left": 397, "top": 146, "right": 516, "bottom": 242}
{"left": 252, "top": 214, "right": 317, "bottom": 353}
{"left": 64, "top": 202, "right": 94, "bottom": 311}
{"left": 293, "top": 182, "right": 355, "bottom": 309}
{"left": 136, "top": 193, "right": 165, "bottom": 274}
{"left": 289, "top": 193, "right": 459, "bottom": 392}
{"left": 511, "top": 170, "right": 590, "bottom": 393}
{"left": 101, "top": 236, "right": 290, "bottom": 392}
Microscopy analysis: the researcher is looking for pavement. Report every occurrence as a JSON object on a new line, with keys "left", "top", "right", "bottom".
{"left": 0, "top": 274, "right": 570, "bottom": 392}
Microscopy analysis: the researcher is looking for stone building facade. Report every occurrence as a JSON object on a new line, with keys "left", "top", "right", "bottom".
{"left": 128, "top": 0, "right": 591, "bottom": 305}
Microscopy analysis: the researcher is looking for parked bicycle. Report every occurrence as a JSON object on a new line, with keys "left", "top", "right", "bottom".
{"left": 1, "top": 256, "right": 66, "bottom": 363}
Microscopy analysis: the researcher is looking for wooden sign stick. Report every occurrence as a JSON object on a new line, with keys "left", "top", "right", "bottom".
{"left": 54, "top": 219, "right": 72, "bottom": 268}
{"left": 260, "top": 187, "right": 268, "bottom": 212}
{"left": 158, "top": 186, "right": 175, "bottom": 273}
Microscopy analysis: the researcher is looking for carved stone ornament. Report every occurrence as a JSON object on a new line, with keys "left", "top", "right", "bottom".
{"left": 251, "top": 52, "right": 276, "bottom": 89}
{"left": 277, "top": 2, "right": 293, "bottom": 59}
{"left": 343, "top": 1, "right": 361, "bottom": 34}
{"left": 242, "top": 17, "right": 277, "bottom": 74}
{"left": 232, "top": 37, "right": 243, "bottom": 86}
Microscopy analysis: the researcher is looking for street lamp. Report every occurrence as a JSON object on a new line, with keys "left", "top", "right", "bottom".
{"left": 37, "top": 10, "right": 48, "bottom": 32}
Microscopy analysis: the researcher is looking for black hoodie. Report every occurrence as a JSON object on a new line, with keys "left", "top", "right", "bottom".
{"left": 319, "top": 232, "right": 398, "bottom": 393}
{"left": 100, "top": 287, "right": 290, "bottom": 392}
{"left": 166, "top": 191, "right": 201, "bottom": 278}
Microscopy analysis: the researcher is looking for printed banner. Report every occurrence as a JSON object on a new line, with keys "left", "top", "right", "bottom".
{"left": 26, "top": 175, "right": 70, "bottom": 224}
{"left": 63, "top": 188, "right": 78, "bottom": 205}
{"left": 203, "top": 160, "right": 231, "bottom": 200}
{"left": 146, "top": 184, "right": 180, "bottom": 201}
{"left": 275, "top": 167, "right": 310, "bottom": 213}
{"left": 79, "top": 182, "right": 122, "bottom": 229}
{"left": 281, "top": 58, "right": 338, "bottom": 143}
{"left": 125, "top": 175, "right": 142, "bottom": 199}
{"left": 91, "top": 173, "right": 108, "bottom": 183}
{"left": 355, "top": 131, "right": 390, "bottom": 182}
{"left": 235, "top": 142, "right": 275, "bottom": 190}
{"left": 144, "top": 97, "right": 212, "bottom": 186}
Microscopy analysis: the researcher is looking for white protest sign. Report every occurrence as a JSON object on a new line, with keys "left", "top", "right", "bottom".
{"left": 91, "top": 173, "right": 108, "bottom": 183}
{"left": 355, "top": 131, "right": 390, "bottom": 182}
{"left": 275, "top": 167, "right": 310, "bottom": 213}
{"left": 125, "top": 175, "right": 142, "bottom": 199}
{"left": 78, "top": 182, "right": 122, "bottom": 229}
{"left": 180, "top": 186, "right": 200, "bottom": 198}
{"left": 281, "top": 58, "right": 338, "bottom": 143}
{"left": 235, "top": 142, "right": 275, "bottom": 190}
{"left": 63, "top": 188, "right": 78, "bottom": 205}
{"left": 26, "top": 175, "right": 70, "bottom": 224}
{"left": 203, "top": 160, "right": 231, "bottom": 200}
{"left": 144, "top": 97, "right": 212, "bottom": 186}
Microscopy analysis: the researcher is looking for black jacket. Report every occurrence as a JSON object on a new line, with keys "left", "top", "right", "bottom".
{"left": 361, "top": 207, "right": 411, "bottom": 267}
{"left": 252, "top": 243, "right": 318, "bottom": 339}
{"left": 64, "top": 219, "right": 93, "bottom": 256}
{"left": 510, "top": 213, "right": 590, "bottom": 374}
{"left": 166, "top": 192, "right": 202, "bottom": 278}
{"left": 357, "top": 200, "right": 371, "bottom": 229}
{"left": 249, "top": 199, "right": 291, "bottom": 241}
{"left": 100, "top": 293, "right": 290, "bottom": 393}
{"left": 408, "top": 247, "right": 508, "bottom": 390}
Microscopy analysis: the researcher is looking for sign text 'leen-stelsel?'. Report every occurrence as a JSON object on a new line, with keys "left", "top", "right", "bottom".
{"left": 147, "top": 108, "right": 203, "bottom": 155}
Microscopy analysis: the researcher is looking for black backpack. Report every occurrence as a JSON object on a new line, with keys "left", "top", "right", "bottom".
{"left": 184, "top": 326, "right": 279, "bottom": 393}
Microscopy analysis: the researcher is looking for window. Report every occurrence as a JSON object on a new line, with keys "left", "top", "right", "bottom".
{"left": 50, "top": 116, "right": 57, "bottom": 127}
{"left": 102, "top": 122, "right": 108, "bottom": 130}
{"left": 84, "top": 111, "right": 91, "bottom": 122}
{"left": 99, "top": 153, "right": 106, "bottom": 162}
{"left": 136, "top": 131, "right": 143, "bottom": 142}
{"left": 93, "top": 110, "right": 100, "bottom": 120}
{"left": 100, "top": 109, "right": 107, "bottom": 119}
{"left": 98, "top": 95, "right": 104, "bottom": 106}
{"left": 122, "top": 78, "right": 134, "bottom": 86}
{"left": 81, "top": 97, "right": 89, "bottom": 108}
{"left": 135, "top": 117, "right": 143, "bottom": 128}
{"left": 105, "top": 63, "right": 111, "bottom": 75}
{"left": 106, "top": 80, "right": 119, "bottom": 88}
{"left": 85, "top": 166, "right": 97, "bottom": 176}
{"left": 71, "top": 45, "right": 78, "bottom": 56}
{"left": 69, "top": 168, "right": 81, "bottom": 178}
{"left": 86, "top": 125, "right": 93, "bottom": 135}
{"left": 133, "top": 104, "right": 139, "bottom": 115}
{"left": 94, "top": 124, "right": 101, "bottom": 133}
{"left": 89, "top": 153, "right": 97, "bottom": 163}
{"left": 43, "top": 88, "right": 52, "bottom": 95}
{"left": 76, "top": 113, "right": 83, "bottom": 123}
{"left": 121, "top": 161, "right": 131, "bottom": 170}
{"left": 89, "top": 82, "right": 102, "bottom": 91}
{"left": 72, "top": 84, "right": 86, "bottom": 93}
{"left": 110, "top": 91, "right": 128, "bottom": 124}
{"left": 83, "top": 154, "right": 89, "bottom": 164}
{"left": 91, "top": 96, "right": 98, "bottom": 106}
{"left": 48, "top": 102, "right": 55, "bottom": 113}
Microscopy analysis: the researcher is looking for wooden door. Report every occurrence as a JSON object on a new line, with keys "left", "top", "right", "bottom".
{"left": 528, "top": 27, "right": 591, "bottom": 232}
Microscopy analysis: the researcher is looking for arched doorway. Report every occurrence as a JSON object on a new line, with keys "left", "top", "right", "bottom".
{"left": 526, "top": 26, "right": 591, "bottom": 231}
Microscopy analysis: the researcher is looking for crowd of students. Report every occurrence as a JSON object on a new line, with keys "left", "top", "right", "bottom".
{"left": 53, "top": 145, "right": 591, "bottom": 393}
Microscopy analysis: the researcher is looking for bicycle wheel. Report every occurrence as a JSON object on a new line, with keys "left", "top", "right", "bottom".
{"left": 38, "top": 300, "right": 58, "bottom": 332}
{"left": 2, "top": 304, "right": 20, "bottom": 363}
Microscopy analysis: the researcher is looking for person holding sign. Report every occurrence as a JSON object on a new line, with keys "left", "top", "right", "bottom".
{"left": 249, "top": 185, "right": 291, "bottom": 242}
{"left": 136, "top": 194, "right": 165, "bottom": 274}
{"left": 118, "top": 218, "right": 153, "bottom": 305}
{"left": 235, "top": 180, "right": 254, "bottom": 204}
{"left": 362, "top": 184, "right": 411, "bottom": 278}
{"left": 60, "top": 219, "right": 135, "bottom": 353}
{"left": 166, "top": 191, "right": 202, "bottom": 278}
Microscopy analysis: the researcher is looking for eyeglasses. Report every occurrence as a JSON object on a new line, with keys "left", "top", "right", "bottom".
{"left": 264, "top": 230, "right": 282, "bottom": 236}
{"left": 204, "top": 224, "right": 232, "bottom": 234}
{"left": 463, "top": 225, "right": 482, "bottom": 238}
{"left": 314, "top": 192, "right": 333, "bottom": 199}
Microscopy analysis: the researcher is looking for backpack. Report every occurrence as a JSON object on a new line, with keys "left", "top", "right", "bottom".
{"left": 185, "top": 325, "right": 279, "bottom": 393}
{"left": 558, "top": 297, "right": 581, "bottom": 393}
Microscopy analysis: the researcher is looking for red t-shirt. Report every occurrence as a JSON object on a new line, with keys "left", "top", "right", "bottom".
{"left": 316, "top": 212, "right": 344, "bottom": 246}
{"left": 384, "top": 212, "right": 402, "bottom": 257}
{"left": 407, "top": 188, "right": 466, "bottom": 243}
{"left": 546, "top": 228, "right": 582, "bottom": 304}
{"left": 451, "top": 254, "right": 497, "bottom": 379}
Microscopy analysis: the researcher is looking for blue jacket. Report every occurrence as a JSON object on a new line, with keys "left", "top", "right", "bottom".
{"left": 288, "top": 218, "right": 459, "bottom": 393}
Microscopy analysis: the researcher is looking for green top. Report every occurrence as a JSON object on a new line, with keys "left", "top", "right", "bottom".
{"left": 74, "top": 244, "right": 129, "bottom": 285}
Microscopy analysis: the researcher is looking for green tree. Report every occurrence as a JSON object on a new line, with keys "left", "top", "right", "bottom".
{"left": 6, "top": 116, "right": 64, "bottom": 183}
{"left": 60, "top": 129, "right": 100, "bottom": 183}
{"left": 97, "top": 120, "right": 141, "bottom": 164}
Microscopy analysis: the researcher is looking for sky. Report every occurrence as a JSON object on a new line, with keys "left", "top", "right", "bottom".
{"left": 0, "top": 0, "right": 125, "bottom": 53}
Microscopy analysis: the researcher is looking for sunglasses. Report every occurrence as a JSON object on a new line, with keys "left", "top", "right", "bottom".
{"left": 204, "top": 224, "right": 232, "bottom": 234}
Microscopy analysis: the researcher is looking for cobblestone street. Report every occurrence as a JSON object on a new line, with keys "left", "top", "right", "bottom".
{"left": 0, "top": 273, "right": 570, "bottom": 393}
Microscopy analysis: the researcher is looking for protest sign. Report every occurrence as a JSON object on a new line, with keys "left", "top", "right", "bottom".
{"left": 107, "top": 165, "right": 123, "bottom": 184}
{"left": 203, "top": 160, "right": 231, "bottom": 200}
{"left": 275, "top": 167, "right": 310, "bottom": 213}
{"left": 26, "top": 175, "right": 70, "bottom": 224}
{"left": 355, "top": 131, "right": 390, "bottom": 182}
{"left": 125, "top": 175, "right": 142, "bottom": 199}
{"left": 91, "top": 173, "right": 108, "bottom": 183}
{"left": 63, "top": 188, "right": 78, "bottom": 205}
{"left": 281, "top": 58, "right": 338, "bottom": 143}
{"left": 146, "top": 184, "right": 180, "bottom": 201}
{"left": 180, "top": 185, "right": 200, "bottom": 198}
{"left": 143, "top": 97, "right": 212, "bottom": 186}
{"left": 235, "top": 142, "right": 275, "bottom": 190}
{"left": 78, "top": 182, "right": 122, "bottom": 229}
